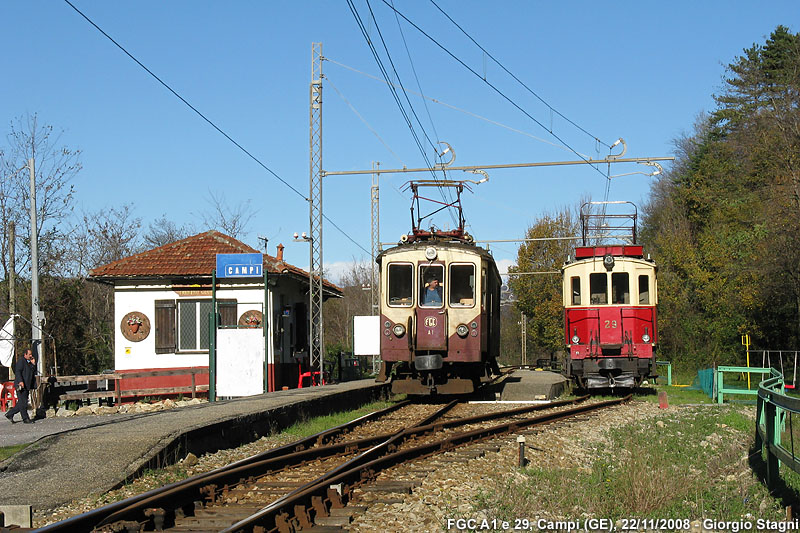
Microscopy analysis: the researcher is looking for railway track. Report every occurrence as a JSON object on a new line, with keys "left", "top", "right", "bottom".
{"left": 39, "top": 394, "right": 629, "bottom": 532}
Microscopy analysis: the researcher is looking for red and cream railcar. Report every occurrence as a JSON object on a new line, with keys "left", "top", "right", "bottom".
{"left": 562, "top": 245, "right": 657, "bottom": 389}
{"left": 377, "top": 238, "right": 501, "bottom": 395}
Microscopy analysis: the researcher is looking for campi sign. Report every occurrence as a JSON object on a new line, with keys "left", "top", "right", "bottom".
{"left": 216, "top": 253, "right": 263, "bottom": 278}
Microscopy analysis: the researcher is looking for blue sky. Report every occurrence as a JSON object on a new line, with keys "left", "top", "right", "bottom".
{"left": 1, "top": 1, "right": 797, "bottom": 279}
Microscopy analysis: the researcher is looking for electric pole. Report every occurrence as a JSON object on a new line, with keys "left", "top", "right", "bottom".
{"left": 309, "top": 43, "right": 324, "bottom": 382}
{"left": 29, "top": 158, "right": 42, "bottom": 374}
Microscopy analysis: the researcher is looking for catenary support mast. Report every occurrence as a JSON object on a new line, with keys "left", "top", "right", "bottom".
{"left": 309, "top": 43, "right": 324, "bottom": 381}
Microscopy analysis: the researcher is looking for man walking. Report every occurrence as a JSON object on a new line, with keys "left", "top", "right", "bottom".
{"left": 6, "top": 349, "right": 37, "bottom": 424}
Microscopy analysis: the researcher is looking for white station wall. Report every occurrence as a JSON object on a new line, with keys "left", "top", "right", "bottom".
{"left": 114, "top": 285, "right": 266, "bottom": 371}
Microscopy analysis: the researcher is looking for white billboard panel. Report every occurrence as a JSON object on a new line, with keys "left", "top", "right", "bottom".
{"left": 353, "top": 315, "right": 380, "bottom": 356}
{"left": 216, "top": 328, "right": 264, "bottom": 397}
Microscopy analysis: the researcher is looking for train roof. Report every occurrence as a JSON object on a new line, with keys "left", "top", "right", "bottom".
{"left": 377, "top": 239, "right": 495, "bottom": 265}
{"left": 574, "top": 245, "right": 644, "bottom": 259}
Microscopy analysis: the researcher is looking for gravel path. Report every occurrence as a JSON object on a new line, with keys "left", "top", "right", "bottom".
{"left": 0, "top": 380, "right": 385, "bottom": 513}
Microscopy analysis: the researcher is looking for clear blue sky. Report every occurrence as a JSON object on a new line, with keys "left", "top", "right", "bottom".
{"left": 1, "top": 1, "right": 797, "bottom": 278}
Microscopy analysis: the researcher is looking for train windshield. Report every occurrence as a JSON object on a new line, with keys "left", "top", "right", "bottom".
{"left": 638, "top": 275, "right": 650, "bottom": 304}
{"left": 449, "top": 264, "right": 475, "bottom": 307}
{"left": 611, "top": 273, "right": 630, "bottom": 304}
{"left": 387, "top": 263, "right": 413, "bottom": 306}
{"left": 420, "top": 264, "right": 444, "bottom": 307}
{"left": 590, "top": 273, "right": 608, "bottom": 304}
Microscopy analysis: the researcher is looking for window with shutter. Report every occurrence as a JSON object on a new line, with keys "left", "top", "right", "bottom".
{"left": 219, "top": 300, "right": 237, "bottom": 326}
{"left": 154, "top": 300, "right": 176, "bottom": 354}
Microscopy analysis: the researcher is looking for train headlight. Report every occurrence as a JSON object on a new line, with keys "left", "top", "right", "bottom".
{"left": 456, "top": 324, "right": 469, "bottom": 338}
{"left": 384, "top": 320, "right": 391, "bottom": 328}
{"left": 642, "top": 333, "right": 651, "bottom": 343}
{"left": 425, "top": 247, "right": 437, "bottom": 260}
{"left": 470, "top": 321, "right": 478, "bottom": 329}
{"left": 392, "top": 323, "right": 406, "bottom": 337}
{"left": 571, "top": 335, "right": 580, "bottom": 344}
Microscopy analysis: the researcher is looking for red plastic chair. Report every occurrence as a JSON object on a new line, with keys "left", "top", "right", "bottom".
{"left": 0, "top": 382, "right": 17, "bottom": 412}
{"left": 297, "top": 364, "right": 324, "bottom": 388}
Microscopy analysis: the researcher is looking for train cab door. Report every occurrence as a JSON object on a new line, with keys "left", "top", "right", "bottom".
{"left": 417, "top": 263, "right": 447, "bottom": 350}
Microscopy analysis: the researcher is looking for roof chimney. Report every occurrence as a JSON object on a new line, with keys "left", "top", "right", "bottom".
{"left": 276, "top": 243, "right": 285, "bottom": 262}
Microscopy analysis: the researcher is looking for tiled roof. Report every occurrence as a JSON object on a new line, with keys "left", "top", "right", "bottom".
{"left": 89, "top": 230, "right": 342, "bottom": 294}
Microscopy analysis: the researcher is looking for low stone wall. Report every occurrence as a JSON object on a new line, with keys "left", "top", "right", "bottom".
{"left": 47, "top": 398, "right": 207, "bottom": 418}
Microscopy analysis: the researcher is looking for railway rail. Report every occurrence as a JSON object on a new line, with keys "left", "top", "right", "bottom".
{"left": 39, "top": 394, "right": 630, "bottom": 532}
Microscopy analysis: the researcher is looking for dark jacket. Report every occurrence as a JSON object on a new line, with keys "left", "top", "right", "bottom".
{"left": 14, "top": 355, "right": 37, "bottom": 390}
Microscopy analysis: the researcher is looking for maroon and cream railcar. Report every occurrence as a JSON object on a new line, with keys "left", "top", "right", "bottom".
{"left": 376, "top": 236, "right": 502, "bottom": 395}
{"left": 562, "top": 245, "right": 658, "bottom": 389}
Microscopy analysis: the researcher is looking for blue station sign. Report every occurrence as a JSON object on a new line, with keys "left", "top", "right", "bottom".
{"left": 216, "top": 253, "right": 263, "bottom": 278}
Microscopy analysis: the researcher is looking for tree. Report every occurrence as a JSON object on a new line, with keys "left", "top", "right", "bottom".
{"left": 323, "top": 261, "right": 373, "bottom": 352}
{"left": 642, "top": 26, "right": 800, "bottom": 370}
{"left": 65, "top": 204, "right": 142, "bottom": 278}
{"left": 143, "top": 215, "right": 194, "bottom": 249}
{"left": 0, "top": 114, "right": 80, "bottom": 280}
{"left": 196, "top": 190, "right": 257, "bottom": 240}
{"left": 508, "top": 206, "right": 579, "bottom": 357}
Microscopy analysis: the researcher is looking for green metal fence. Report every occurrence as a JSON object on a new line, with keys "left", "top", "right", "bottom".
{"left": 755, "top": 368, "right": 799, "bottom": 490}
{"left": 655, "top": 361, "right": 672, "bottom": 386}
{"left": 715, "top": 366, "right": 772, "bottom": 404}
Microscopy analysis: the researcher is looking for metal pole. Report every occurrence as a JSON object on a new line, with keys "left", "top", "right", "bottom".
{"left": 309, "top": 42, "right": 325, "bottom": 385}
{"left": 521, "top": 313, "right": 528, "bottom": 366}
{"left": 209, "top": 269, "right": 217, "bottom": 402}
{"left": 28, "top": 158, "right": 42, "bottom": 374}
{"left": 323, "top": 156, "right": 675, "bottom": 177}
{"left": 264, "top": 268, "right": 270, "bottom": 393}
{"left": 371, "top": 162, "right": 382, "bottom": 375}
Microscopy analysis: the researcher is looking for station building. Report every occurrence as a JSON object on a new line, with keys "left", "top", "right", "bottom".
{"left": 88, "top": 230, "right": 342, "bottom": 398}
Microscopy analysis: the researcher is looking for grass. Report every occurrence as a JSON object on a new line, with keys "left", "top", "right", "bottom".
{"left": 281, "top": 398, "right": 398, "bottom": 438}
{"left": 471, "top": 402, "right": 786, "bottom": 528}
{"left": 0, "top": 444, "right": 29, "bottom": 462}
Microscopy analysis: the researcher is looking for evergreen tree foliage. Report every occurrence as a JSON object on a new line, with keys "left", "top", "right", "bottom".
{"left": 642, "top": 26, "right": 800, "bottom": 371}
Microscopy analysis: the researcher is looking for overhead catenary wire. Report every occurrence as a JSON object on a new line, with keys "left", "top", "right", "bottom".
{"left": 347, "top": 0, "right": 459, "bottom": 226}
{"left": 380, "top": 0, "right": 611, "bottom": 181}
{"left": 326, "top": 58, "right": 590, "bottom": 158}
{"left": 63, "top": 0, "right": 372, "bottom": 258}
{"left": 388, "top": 0, "right": 460, "bottom": 215}
{"left": 389, "top": 0, "right": 441, "bottom": 158}
{"left": 326, "top": 76, "right": 406, "bottom": 166}
{"left": 363, "top": 0, "right": 459, "bottom": 221}
{"left": 428, "top": 0, "right": 613, "bottom": 149}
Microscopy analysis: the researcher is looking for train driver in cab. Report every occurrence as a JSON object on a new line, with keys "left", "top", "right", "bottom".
{"left": 422, "top": 275, "right": 443, "bottom": 306}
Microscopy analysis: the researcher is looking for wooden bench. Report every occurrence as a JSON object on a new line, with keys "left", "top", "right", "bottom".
{"left": 50, "top": 368, "right": 210, "bottom": 405}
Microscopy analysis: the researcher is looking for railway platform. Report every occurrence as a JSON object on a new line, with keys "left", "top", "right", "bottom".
{"left": 500, "top": 370, "right": 567, "bottom": 401}
{"left": 0, "top": 379, "right": 388, "bottom": 513}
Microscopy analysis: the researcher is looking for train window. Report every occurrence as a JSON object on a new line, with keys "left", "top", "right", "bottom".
{"left": 611, "top": 272, "right": 630, "bottom": 304}
{"left": 590, "top": 273, "right": 608, "bottom": 304}
{"left": 387, "top": 263, "right": 413, "bottom": 307}
{"left": 481, "top": 268, "right": 487, "bottom": 309}
{"left": 420, "top": 264, "right": 444, "bottom": 307}
{"left": 638, "top": 275, "right": 650, "bottom": 304}
{"left": 571, "top": 276, "right": 581, "bottom": 306}
{"left": 449, "top": 264, "right": 475, "bottom": 307}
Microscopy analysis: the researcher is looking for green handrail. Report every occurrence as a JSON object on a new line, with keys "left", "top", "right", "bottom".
{"left": 755, "top": 368, "right": 798, "bottom": 490}
{"left": 716, "top": 365, "right": 772, "bottom": 404}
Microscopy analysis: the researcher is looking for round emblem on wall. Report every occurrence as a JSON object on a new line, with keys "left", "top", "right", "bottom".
{"left": 424, "top": 316, "right": 437, "bottom": 328}
{"left": 121, "top": 311, "right": 151, "bottom": 342}
{"left": 238, "top": 310, "right": 263, "bottom": 328}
